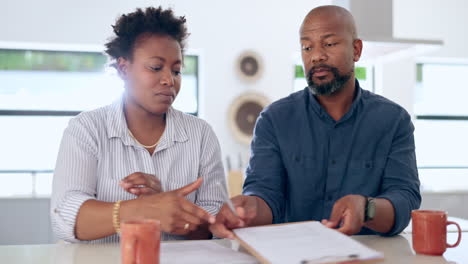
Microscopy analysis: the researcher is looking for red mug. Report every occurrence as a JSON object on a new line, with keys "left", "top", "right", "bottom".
{"left": 121, "top": 219, "right": 161, "bottom": 264}
{"left": 411, "top": 210, "right": 462, "bottom": 255}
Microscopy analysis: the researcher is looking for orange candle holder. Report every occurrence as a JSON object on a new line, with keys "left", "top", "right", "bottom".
{"left": 120, "top": 219, "right": 161, "bottom": 264}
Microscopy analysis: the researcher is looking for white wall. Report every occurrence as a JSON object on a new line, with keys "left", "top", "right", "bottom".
{"left": 421, "top": 192, "right": 468, "bottom": 219}
{"left": 394, "top": 0, "right": 468, "bottom": 59}
{"left": 374, "top": 58, "right": 416, "bottom": 116}
{"left": 2, "top": 0, "right": 468, "bottom": 244}
{"left": 6, "top": 0, "right": 460, "bottom": 165}
{"left": 392, "top": 0, "right": 468, "bottom": 220}
{"left": 0, "top": 0, "right": 331, "bottom": 244}
{"left": 0, "top": 198, "right": 53, "bottom": 245}
{"left": 0, "top": 0, "right": 330, "bottom": 166}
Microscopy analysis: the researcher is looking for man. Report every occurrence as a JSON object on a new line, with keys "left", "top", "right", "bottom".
{"left": 210, "top": 5, "right": 420, "bottom": 238}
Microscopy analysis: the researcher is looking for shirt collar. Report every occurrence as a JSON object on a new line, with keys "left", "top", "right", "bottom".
{"left": 307, "top": 79, "right": 363, "bottom": 123}
{"left": 106, "top": 98, "right": 127, "bottom": 140}
{"left": 106, "top": 97, "right": 189, "bottom": 148}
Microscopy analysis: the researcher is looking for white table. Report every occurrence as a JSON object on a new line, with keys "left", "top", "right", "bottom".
{"left": 0, "top": 233, "right": 465, "bottom": 263}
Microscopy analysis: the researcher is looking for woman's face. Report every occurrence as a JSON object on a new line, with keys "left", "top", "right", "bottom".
{"left": 118, "top": 34, "right": 182, "bottom": 115}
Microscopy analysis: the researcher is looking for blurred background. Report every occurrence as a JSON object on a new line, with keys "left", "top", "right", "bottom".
{"left": 1, "top": 0, "right": 468, "bottom": 244}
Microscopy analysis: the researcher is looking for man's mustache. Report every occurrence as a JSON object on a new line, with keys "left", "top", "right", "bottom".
{"left": 307, "top": 64, "right": 338, "bottom": 80}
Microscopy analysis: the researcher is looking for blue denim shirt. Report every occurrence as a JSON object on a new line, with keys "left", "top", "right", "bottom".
{"left": 243, "top": 81, "right": 421, "bottom": 236}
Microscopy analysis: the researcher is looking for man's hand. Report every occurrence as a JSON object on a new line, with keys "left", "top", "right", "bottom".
{"left": 209, "top": 195, "right": 262, "bottom": 239}
{"left": 322, "top": 194, "right": 366, "bottom": 235}
{"left": 120, "top": 172, "right": 162, "bottom": 196}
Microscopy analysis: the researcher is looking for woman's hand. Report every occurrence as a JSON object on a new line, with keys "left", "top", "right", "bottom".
{"left": 121, "top": 177, "right": 216, "bottom": 236}
{"left": 120, "top": 172, "right": 162, "bottom": 196}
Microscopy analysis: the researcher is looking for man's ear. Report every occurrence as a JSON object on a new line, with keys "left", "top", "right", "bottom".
{"left": 353, "top": 39, "right": 363, "bottom": 62}
{"left": 116, "top": 57, "right": 129, "bottom": 79}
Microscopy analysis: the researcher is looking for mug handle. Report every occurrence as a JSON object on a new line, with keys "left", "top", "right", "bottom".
{"left": 446, "top": 221, "right": 462, "bottom": 248}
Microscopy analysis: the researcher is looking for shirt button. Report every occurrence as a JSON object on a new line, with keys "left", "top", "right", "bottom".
{"left": 331, "top": 160, "right": 336, "bottom": 165}
{"left": 327, "top": 195, "right": 333, "bottom": 201}
{"left": 54, "top": 209, "right": 58, "bottom": 213}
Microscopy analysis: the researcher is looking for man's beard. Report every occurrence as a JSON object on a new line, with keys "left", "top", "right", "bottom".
{"left": 306, "top": 65, "right": 352, "bottom": 96}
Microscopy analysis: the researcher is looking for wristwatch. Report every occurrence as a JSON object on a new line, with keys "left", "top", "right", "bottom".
{"left": 364, "top": 196, "right": 376, "bottom": 222}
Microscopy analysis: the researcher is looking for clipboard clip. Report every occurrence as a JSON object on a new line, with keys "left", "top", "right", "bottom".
{"left": 301, "top": 253, "right": 360, "bottom": 264}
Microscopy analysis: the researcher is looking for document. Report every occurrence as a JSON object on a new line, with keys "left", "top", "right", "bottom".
{"left": 233, "top": 221, "right": 384, "bottom": 264}
{"left": 161, "top": 240, "right": 259, "bottom": 264}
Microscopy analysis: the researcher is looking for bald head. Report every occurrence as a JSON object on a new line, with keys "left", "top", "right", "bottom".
{"left": 301, "top": 5, "right": 357, "bottom": 39}
{"left": 299, "top": 5, "right": 363, "bottom": 97}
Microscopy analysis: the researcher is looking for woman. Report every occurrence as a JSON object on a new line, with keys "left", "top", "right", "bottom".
{"left": 51, "top": 7, "right": 225, "bottom": 243}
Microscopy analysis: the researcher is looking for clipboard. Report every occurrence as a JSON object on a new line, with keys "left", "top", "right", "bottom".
{"left": 232, "top": 221, "right": 384, "bottom": 264}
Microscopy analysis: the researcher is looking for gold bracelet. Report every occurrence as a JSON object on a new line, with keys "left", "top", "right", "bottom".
{"left": 113, "top": 200, "right": 122, "bottom": 234}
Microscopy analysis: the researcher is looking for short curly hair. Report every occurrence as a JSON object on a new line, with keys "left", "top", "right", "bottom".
{"left": 105, "top": 6, "right": 188, "bottom": 64}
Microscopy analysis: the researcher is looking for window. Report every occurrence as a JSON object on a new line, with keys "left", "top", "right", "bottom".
{"left": 293, "top": 63, "right": 374, "bottom": 93}
{"left": 0, "top": 48, "right": 199, "bottom": 197}
{"left": 414, "top": 62, "right": 468, "bottom": 191}
{"left": 173, "top": 55, "right": 199, "bottom": 115}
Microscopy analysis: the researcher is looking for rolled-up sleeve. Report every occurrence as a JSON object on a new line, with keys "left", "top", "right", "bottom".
{"left": 195, "top": 123, "right": 225, "bottom": 216}
{"left": 51, "top": 118, "right": 98, "bottom": 242}
{"left": 377, "top": 111, "right": 421, "bottom": 236}
{"left": 243, "top": 110, "right": 287, "bottom": 224}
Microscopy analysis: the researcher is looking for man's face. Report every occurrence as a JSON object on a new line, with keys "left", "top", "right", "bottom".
{"left": 300, "top": 14, "right": 362, "bottom": 96}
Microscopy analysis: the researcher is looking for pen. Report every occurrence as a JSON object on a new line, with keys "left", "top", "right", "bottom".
{"left": 216, "top": 181, "right": 239, "bottom": 217}
{"left": 300, "top": 254, "right": 359, "bottom": 264}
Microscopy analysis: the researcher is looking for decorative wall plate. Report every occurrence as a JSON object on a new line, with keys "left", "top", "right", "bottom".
{"left": 228, "top": 92, "right": 270, "bottom": 145}
{"left": 235, "top": 50, "right": 263, "bottom": 82}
